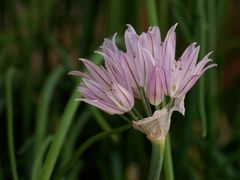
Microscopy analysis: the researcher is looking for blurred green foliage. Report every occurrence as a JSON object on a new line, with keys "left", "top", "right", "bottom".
{"left": 0, "top": 0, "right": 240, "bottom": 179}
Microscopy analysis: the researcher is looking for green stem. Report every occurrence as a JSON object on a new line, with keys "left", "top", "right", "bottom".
{"left": 146, "top": 0, "right": 158, "bottom": 25}
{"left": 34, "top": 65, "right": 65, "bottom": 157}
{"left": 53, "top": 124, "right": 131, "bottom": 180}
{"left": 132, "top": 107, "right": 143, "bottom": 119}
{"left": 162, "top": 99, "right": 175, "bottom": 180}
{"left": 90, "top": 107, "right": 119, "bottom": 142}
{"left": 6, "top": 69, "right": 19, "bottom": 180}
{"left": 31, "top": 136, "right": 53, "bottom": 180}
{"left": 164, "top": 134, "right": 175, "bottom": 180}
{"left": 168, "top": 98, "right": 174, "bottom": 109}
{"left": 197, "top": 0, "right": 208, "bottom": 138}
{"left": 159, "top": 0, "right": 168, "bottom": 33}
{"left": 207, "top": 0, "right": 218, "bottom": 143}
{"left": 39, "top": 90, "right": 79, "bottom": 180}
{"left": 139, "top": 88, "right": 152, "bottom": 116}
{"left": 147, "top": 139, "right": 165, "bottom": 180}
{"left": 128, "top": 110, "right": 138, "bottom": 120}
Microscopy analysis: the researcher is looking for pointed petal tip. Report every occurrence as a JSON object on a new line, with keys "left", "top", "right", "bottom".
{"left": 94, "top": 50, "right": 102, "bottom": 55}
{"left": 207, "top": 51, "right": 214, "bottom": 57}
{"left": 211, "top": 63, "right": 218, "bottom": 67}
{"left": 126, "top": 24, "right": 132, "bottom": 28}
{"left": 126, "top": 24, "right": 136, "bottom": 33}
{"left": 74, "top": 98, "right": 81, "bottom": 102}
{"left": 171, "top": 23, "right": 178, "bottom": 30}
{"left": 78, "top": 58, "right": 87, "bottom": 62}
{"left": 112, "top": 32, "right": 117, "bottom": 39}
{"left": 188, "top": 42, "right": 197, "bottom": 48}
{"left": 68, "top": 71, "right": 76, "bottom": 76}
{"left": 68, "top": 70, "right": 87, "bottom": 78}
{"left": 209, "top": 51, "right": 214, "bottom": 55}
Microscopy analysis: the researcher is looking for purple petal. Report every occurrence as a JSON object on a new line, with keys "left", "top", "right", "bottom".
{"left": 149, "top": 26, "right": 161, "bottom": 60}
{"left": 80, "top": 98, "right": 125, "bottom": 115}
{"left": 180, "top": 43, "right": 200, "bottom": 70}
{"left": 82, "top": 79, "right": 110, "bottom": 101}
{"left": 124, "top": 26, "right": 139, "bottom": 58}
{"left": 139, "top": 28, "right": 161, "bottom": 61}
{"left": 146, "top": 67, "right": 164, "bottom": 105}
{"left": 159, "top": 66, "right": 171, "bottom": 96}
{"left": 111, "top": 83, "right": 134, "bottom": 111}
{"left": 174, "top": 75, "right": 200, "bottom": 97}
{"left": 194, "top": 52, "right": 214, "bottom": 75}
{"left": 102, "top": 33, "right": 119, "bottom": 54}
{"left": 172, "top": 96, "right": 185, "bottom": 115}
{"left": 68, "top": 70, "right": 89, "bottom": 79}
{"left": 80, "top": 58, "right": 111, "bottom": 87}
{"left": 121, "top": 53, "right": 140, "bottom": 89}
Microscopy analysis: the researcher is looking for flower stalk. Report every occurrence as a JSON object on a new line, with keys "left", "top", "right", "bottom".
{"left": 140, "top": 88, "right": 152, "bottom": 116}
{"left": 148, "top": 139, "right": 165, "bottom": 180}
{"left": 163, "top": 99, "right": 175, "bottom": 180}
{"left": 164, "top": 134, "right": 175, "bottom": 180}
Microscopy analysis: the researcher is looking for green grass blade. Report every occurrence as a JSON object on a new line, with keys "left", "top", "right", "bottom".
{"left": 146, "top": 0, "right": 158, "bottom": 25}
{"left": 34, "top": 65, "right": 65, "bottom": 157}
{"left": 53, "top": 124, "right": 131, "bottom": 180}
{"left": 6, "top": 68, "right": 19, "bottom": 180}
{"left": 39, "top": 89, "right": 80, "bottom": 180}
{"left": 110, "top": 152, "right": 123, "bottom": 180}
{"left": 196, "top": 0, "right": 208, "bottom": 138}
{"left": 159, "top": 0, "right": 169, "bottom": 34}
{"left": 60, "top": 111, "right": 90, "bottom": 165}
{"left": 90, "top": 106, "right": 119, "bottom": 142}
{"left": 171, "top": 0, "right": 192, "bottom": 42}
{"left": 207, "top": 0, "right": 219, "bottom": 142}
{"left": 31, "top": 136, "right": 53, "bottom": 180}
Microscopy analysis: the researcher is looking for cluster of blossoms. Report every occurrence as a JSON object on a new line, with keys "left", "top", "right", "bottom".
{"left": 70, "top": 24, "right": 216, "bottom": 141}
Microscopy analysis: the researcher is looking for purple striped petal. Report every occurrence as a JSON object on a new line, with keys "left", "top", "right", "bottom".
{"left": 80, "top": 98, "right": 125, "bottom": 115}
{"left": 80, "top": 58, "right": 111, "bottom": 87}
{"left": 146, "top": 67, "right": 163, "bottom": 105}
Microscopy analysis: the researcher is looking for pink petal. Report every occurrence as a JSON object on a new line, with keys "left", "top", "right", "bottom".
{"left": 80, "top": 58, "right": 111, "bottom": 87}
{"left": 143, "top": 48, "right": 156, "bottom": 79}
{"left": 68, "top": 70, "right": 89, "bottom": 78}
{"left": 80, "top": 98, "right": 125, "bottom": 115}
{"left": 175, "top": 45, "right": 200, "bottom": 87}
{"left": 121, "top": 53, "right": 140, "bottom": 89}
{"left": 148, "top": 26, "right": 161, "bottom": 60}
{"left": 172, "top": 96, "right": 185, "bottom": 115}
{"left": 102, "top": 33, "right": 120, "bottom": 54}
{"left": 159, "top": 66, "right": 171, "bottom": 96}
{"left": 146, "top": 67, "right": 164, "bottom": 105}
{"left": 81, "top": 80, "right": 112, "bottom": 103}
{"left": 198, "top": 63, "right": 217, "bottom": 76}
{"left": 180, "top": 44, "right": 200, "bottom": 71}
{"left": 110, "top": 83, "right": 134, "bottom": 111}
{"left": 174, "top": 75, "right": 200, "bottom": 97}
{"left": 124, "top": 26, "right": 139, "bottom": 58}
{"left": 159, "top": 25, "right": 177, "bottom": 95}
{"left": 194, "top": 52, "right": 214, "bottom": 75}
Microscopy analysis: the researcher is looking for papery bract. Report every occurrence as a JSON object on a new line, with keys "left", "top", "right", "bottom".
{"left": 132, "top": 108, "right": 172, "bottom": 141}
